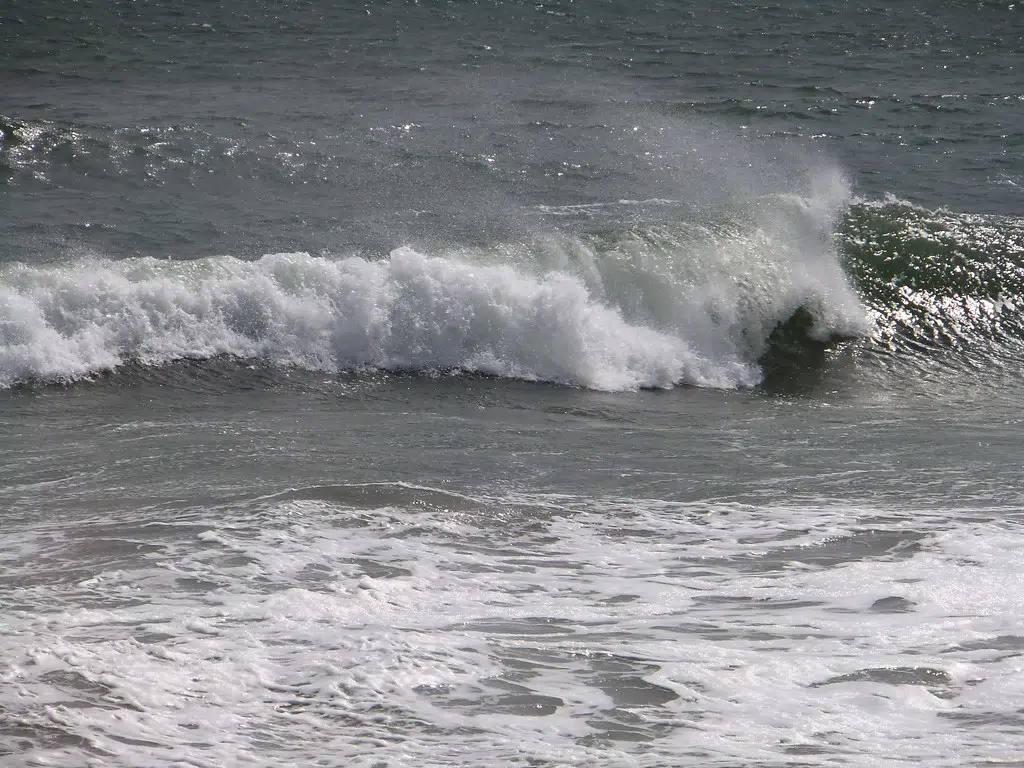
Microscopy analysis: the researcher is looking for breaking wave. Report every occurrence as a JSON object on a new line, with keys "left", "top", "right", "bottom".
{"left": 0, "top": 204, "right": 867, "bottom": 391}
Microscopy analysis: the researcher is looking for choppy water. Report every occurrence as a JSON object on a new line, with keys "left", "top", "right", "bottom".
{"left": 2, "top": 1, "right": 1024, "bottom": 766}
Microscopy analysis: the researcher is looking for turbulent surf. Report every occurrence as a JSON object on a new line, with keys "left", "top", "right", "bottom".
{"left": 5, "top": 196, "right": 1023, "bottom": 392}
{"left": 0, "top": 210, "right": 869, "bottom": 391}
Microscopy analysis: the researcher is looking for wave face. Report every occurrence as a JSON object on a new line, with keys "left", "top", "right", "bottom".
{"left": 0, "top": 189, "right": 867, "bottom": 391}
{"left": 842, "top": 199, "right": 1024, "bottom": 374}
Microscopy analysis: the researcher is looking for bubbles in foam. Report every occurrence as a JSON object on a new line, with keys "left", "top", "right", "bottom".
{"left": 4, "top": 490, "right": 1023, "bottom": 766}
{"left": 0, "top": 189, "right": 868, "bottom": 392}
{"left": 0, "top": 249, "right": 747, "bottom": 391}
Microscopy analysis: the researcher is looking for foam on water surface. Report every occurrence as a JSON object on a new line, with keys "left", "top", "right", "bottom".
{"left": 0, "top": 191, "right": 868, "bottom": 393}
{"left": 3, "top": 488, "right": 1022, "bottom": 767}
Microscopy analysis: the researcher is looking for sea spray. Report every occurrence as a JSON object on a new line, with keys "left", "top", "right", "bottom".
{"left": 0, "top": 248, "right": 754, "bottom": 390}
{"left": 0, "top": 206, "right": 867, "bottom": 391}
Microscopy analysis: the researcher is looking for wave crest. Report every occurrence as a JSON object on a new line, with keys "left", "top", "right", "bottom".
{"left": 0, "top": 211, "right": 869, "bottom": 392}
{"left": 0, "top": 248, "right": 765, "bottom": 391}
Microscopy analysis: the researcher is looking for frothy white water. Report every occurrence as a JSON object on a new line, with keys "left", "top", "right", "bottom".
{"left": 2, "top": 489, "right": 1022, "bottom": 767}
{"left": 0, "top": 248, "right": 745, "bottom": 391}
{"left": 0, "top": 210, "right": 868, "bottom": 392}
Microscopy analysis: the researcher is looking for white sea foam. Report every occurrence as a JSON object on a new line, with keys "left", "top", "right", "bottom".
{"left": 2, "top": 490, "right": 1022, "bottom": 767}
{"left": 0, "top": 209, "right": 868, "bottom": 391}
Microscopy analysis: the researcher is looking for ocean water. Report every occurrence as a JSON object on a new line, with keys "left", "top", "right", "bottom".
{"left": 2, "top": 2, "right": 1024, "bottom": 766}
